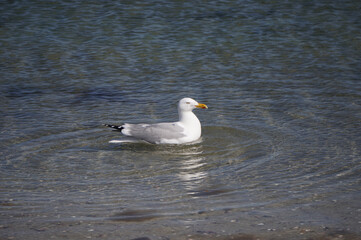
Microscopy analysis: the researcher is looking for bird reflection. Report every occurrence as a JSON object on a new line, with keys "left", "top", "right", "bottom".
{"left": 175, "top": 145, "right": 208, "bottom": 194}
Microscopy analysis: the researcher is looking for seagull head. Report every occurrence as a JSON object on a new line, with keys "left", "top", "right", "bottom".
{"left": 178, "top": 98, "right": 208, "bottom": 112}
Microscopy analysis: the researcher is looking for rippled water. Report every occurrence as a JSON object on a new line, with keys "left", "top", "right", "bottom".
{"left": 1, "top": 1, "right": 361, "bottom": 239}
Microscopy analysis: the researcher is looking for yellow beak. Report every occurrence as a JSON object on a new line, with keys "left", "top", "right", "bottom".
{"left": 195, "top": 103, "right": 208, "bottom": 109}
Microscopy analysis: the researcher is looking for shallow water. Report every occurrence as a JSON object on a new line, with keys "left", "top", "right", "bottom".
{"left": 1, "top": 1, "right": 361, "bottom": 239}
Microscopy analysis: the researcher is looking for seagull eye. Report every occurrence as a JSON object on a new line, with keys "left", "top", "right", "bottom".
{"left": 186, "top": 102, "right": 190, "bottom": 104}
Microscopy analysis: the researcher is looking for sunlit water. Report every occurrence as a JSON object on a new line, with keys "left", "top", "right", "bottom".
{"left": 1, "top": 1, "right": 361, "bottom": 239}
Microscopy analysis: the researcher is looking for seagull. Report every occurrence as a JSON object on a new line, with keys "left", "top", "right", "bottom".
{"left": 104, "top": 98, "right": 208, "bottom": 144}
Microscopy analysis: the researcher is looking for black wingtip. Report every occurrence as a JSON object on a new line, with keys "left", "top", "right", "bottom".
{"left": 104, "top": 124, "right": 124, "bottom": 132}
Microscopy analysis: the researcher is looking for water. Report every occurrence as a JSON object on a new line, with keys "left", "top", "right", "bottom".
{"left": 1, "top": 1, "right": 361, "bottom": 239}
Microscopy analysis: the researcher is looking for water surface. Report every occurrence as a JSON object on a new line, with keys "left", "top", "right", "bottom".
{"left": 1, "top": 1, "right": 361, "bottom": 239}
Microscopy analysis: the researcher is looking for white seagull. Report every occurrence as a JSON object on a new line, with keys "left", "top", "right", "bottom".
{"left": 104, "top": 98, "right": 208, "bottom": 144}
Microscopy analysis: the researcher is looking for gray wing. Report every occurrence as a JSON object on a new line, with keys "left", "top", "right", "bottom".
{"left": 122, "top": 122, "right": 186, "bottom": 143}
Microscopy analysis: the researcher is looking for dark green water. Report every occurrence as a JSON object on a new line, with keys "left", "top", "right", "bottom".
{"left": 1, "top": 1, "right": 361, "bottom": 239}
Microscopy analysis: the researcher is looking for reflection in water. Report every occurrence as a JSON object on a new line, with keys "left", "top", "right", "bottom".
{"left": 176, "top": 145, "right": 208, "bottom": 194}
